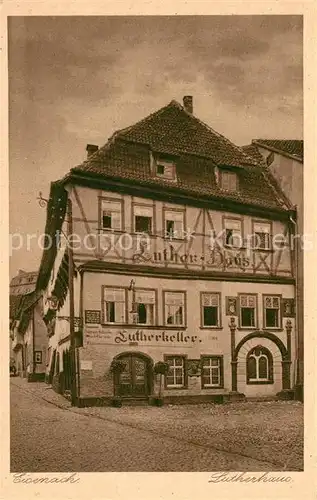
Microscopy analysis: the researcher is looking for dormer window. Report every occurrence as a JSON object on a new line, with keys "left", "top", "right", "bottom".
{"left": 153, "top": 154, "right": 177, "bottom": 181}
{"left": 220, "top": 170, "right": 238, "bottom": 192}
{"left": 157, "top": 164, "right": 165, "bottom": 175}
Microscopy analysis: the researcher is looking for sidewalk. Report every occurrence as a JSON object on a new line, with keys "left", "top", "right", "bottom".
{"left": 10, "top": 376, "right": 72, "bottom": 410}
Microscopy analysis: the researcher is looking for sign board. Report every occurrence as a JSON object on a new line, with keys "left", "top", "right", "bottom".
{"left": 85, "top": 310, "right": 101, "bottom": 324}
{"left": 80, "top": 360, "right": 93, "bottom": 371}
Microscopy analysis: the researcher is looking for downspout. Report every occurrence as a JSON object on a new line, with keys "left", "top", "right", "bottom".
{"left": 289, "top": 212, "right": 298, "bottom": 389}
{"left": 67, "top": 194, "right": 77, "bottom": 406}
{"left": 32, "top": 307, "right": 35, "bottom": 376}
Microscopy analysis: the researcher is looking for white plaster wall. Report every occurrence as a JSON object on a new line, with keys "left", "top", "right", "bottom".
{"left": 237, "top": 337, "right": 283, "bottom": 397}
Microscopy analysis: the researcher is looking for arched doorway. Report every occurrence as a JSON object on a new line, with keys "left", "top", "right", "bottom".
{"left": 113, "top": 352, "right": 153, "bottom": 398}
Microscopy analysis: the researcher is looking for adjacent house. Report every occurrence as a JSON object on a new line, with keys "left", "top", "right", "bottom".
{"left": 242, "top": 140, "right": 303, "bottom": 401}
{"left": 10, "top": 270, "right": 47, "bottom": 381}
{"left": 37, "top": 97, "right": 297, "bottom": 406}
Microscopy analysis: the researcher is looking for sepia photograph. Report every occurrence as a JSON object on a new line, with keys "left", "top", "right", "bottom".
{"left": 8, "top": 14, "right": 304, "bottom": 476}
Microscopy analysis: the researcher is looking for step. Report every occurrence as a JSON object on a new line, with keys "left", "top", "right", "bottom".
{"left": 121, "top": 398, "right": 149, "bottom": 406}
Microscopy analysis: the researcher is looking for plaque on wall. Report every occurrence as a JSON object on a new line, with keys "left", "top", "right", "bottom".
{"left": 187, "top": 359, "right": 202, "bottom": 377}
{"left": 282, "top": 299, "right": 295, "bottom": 318}
{"left": 85, "top": 310, "right": 101, "bottom": 324}
{"left": 226, "top": 297, "right": 238, "bottom": 316}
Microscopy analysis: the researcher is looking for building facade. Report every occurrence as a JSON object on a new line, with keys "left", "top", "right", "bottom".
{"left": 243, "top": 140, "right": 303, "bottom": 401}
{"left": 10, "top": 270, "right": 47, "bottom": 381}
{"left": 38, "top": 97, "right": 297, "bottom": 405}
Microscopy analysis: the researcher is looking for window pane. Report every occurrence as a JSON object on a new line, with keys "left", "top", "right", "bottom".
{"left": 203, "top": 306, "right": 218, "bottom": 326}
{"left": 135, "top": 215, "right": 152, "bottom": 233}
{"left": 259, "top": 356, "right": 268, "bottom": 378}
{"left": 211, "top": 371, "right": 220, "bottom": 385}
{"left": 174, "top": 358, "right": 183, "bottom": 367}
{"left": 255, "top": 232, "right": 270, "bottom": 249}
{"left": 102, "top": 212, "right": 112, "bottom": 229}
{"left": 115, "top": 302, "right": 125, "bottom": 323}
{"left": 106, "top": 301, "right": 115, "bottom": 322}
{"left": 266, "top": 309, "right": 279, "bottom": 328}
{"left": 241, "top": 307, "right": 255, "bottom": 327}
{"left": 166, "top": 220, "right": 174, "bottom": 237}
{"left": 247, "top": 356, "right": 257, "bottom": 379}
{"left": 137, "top": 303, "right": 147, "bottom": 324}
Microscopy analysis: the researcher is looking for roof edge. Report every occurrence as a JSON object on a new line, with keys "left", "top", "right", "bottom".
{"left": 252, "top": 140, "right": 303, "bottom": 163}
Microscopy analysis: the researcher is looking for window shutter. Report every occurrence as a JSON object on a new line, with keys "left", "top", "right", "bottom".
{"left": 135, "top": 290, "right": 155, "bottom": 304}
{"left": 111, "top": 212, "right": 121, "bottom": 230}
{"left": 165, "top": 210, "right": 184, "bottom": 222}
{"left": 165, "top": 292, "right": 184, "bottom": 306}
{"left": 225, "top": 219, "right": 241, "bottom": 231}
{"left": 104, "top": 288, "right": 125, "bottom": 302}
{"left": 134, "top": 205, "right": 153, "bottom": 217}
{"left": 254, "top": 222, "right": 270, "bottom": 234}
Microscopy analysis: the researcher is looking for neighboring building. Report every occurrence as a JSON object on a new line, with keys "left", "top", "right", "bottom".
{"left": 10, "top": 270, "right": 47, "bottom": 381}
{"left": 37, "top": 97, "right": 297, "bottom": 406}
{"left": 242, "top": 140, "right": 303, "bottom": 401}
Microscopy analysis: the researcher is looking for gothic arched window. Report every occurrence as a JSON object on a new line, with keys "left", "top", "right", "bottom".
{"left": 246, "top": 346, "right": 273, "bottom": 384}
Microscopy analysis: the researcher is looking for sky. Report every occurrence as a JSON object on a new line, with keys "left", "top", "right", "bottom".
{"left": 8, "top": 15, "right": 303, "bottom": 278}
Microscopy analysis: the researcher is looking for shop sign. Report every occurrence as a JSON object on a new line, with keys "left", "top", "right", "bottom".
{"left": 132, "top": 243, "right": 252, "bottom": 270}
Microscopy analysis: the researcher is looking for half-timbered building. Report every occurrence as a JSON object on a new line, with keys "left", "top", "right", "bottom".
{"left": 38, "top": 97, "right": 297, "bottom": 405}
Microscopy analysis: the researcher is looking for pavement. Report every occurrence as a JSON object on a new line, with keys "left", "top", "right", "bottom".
{"left": 10, "top": 377, "right": 303, "bottom": 472}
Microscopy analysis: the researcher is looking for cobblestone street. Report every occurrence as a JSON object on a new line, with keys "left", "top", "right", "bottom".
{"left": 10, "top": 378, "right": 303, "bottom": 472}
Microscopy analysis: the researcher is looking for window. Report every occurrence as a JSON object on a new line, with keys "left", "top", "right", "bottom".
{"left": 134, "top": 205, "right": 153, "bottom": 234}
{"left": 224, "top": 218, "right": 242, "bottom": 247}
{"left": 201, "top": 293, "right": 220, "bottom": 327}
{"left": 157, "top": 164, "right": 165, "bottom": 175}
{"left": 155, "top": 158, "right": 176, "bottom": 180}
{"left": 35, "top": 351, "right": 42, "bottom": 364}
{"left": 134, "top": 289, "right": 156, "bottom": 325}
{"left": 165, "top": 356, "right": 186, "bottom": 388}
{"left": 247, "top": 346, "right": 273, "bottom": 384}
{"left": 253, "top": 222, "right": 271, "bottom": 250}
{"left": 101, "top": 199, "right": 122, "bottom": 230}
{"left": 201, "top": 356, "right": 223, "bottom": 388}
{"left": 103, "top": 287, "right": 126, "bottom": 324}
{"left": 164, "top": 291, "right": 186, "bottom": 326}
{"left": 164, "top": 210, "right": 184, "bottom": 239}
{"left": 264, "top": 295, "right": 281, "bottom": 329}
{"left": 221, "top": 170, "right": 238, "bottom": 191}
{"left": 239, "top": 294, "right": 257, "bottom": 328}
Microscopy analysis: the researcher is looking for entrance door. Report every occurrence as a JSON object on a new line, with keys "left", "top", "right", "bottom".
{"left": 118, "top": 354, "right": 148, "bottom": 397}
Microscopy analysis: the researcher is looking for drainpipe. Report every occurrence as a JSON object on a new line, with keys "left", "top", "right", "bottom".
{"left": 289, "top": 211, "right": 299, "bottom": 390}
{"left": 67, "top": 196, "right": 77, "bottom": 406}
{"left": 32, "top": 307, "right": 35, "bottom": 377}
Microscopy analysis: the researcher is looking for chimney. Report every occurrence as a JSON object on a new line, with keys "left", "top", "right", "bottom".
{"left": 86, "top": 144, "right": 99, "bottom": 158}
{"left": 183, "top": 95, "right": 193, "bottom": 114}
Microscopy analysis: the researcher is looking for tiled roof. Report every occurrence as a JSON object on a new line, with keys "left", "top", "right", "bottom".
{"left": 114, "top": 100, "right": 257, "bottom": 167}
{"left": 10, "top": 271, "right": 38, "bottom": 296}
{"left": 252, "top": 139, "right": 303, "bottom": 162}
{"left": 71, "top": 100, "right": 290, "bottom": 212}
{"left": 9, "top": 290, "right": 38, "bottom": 329}
{"left": 9, "top": 295, "right": 24, "bottom": 320}
{"left": 241, "top": 144, "right": 266, "bottom": 167}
